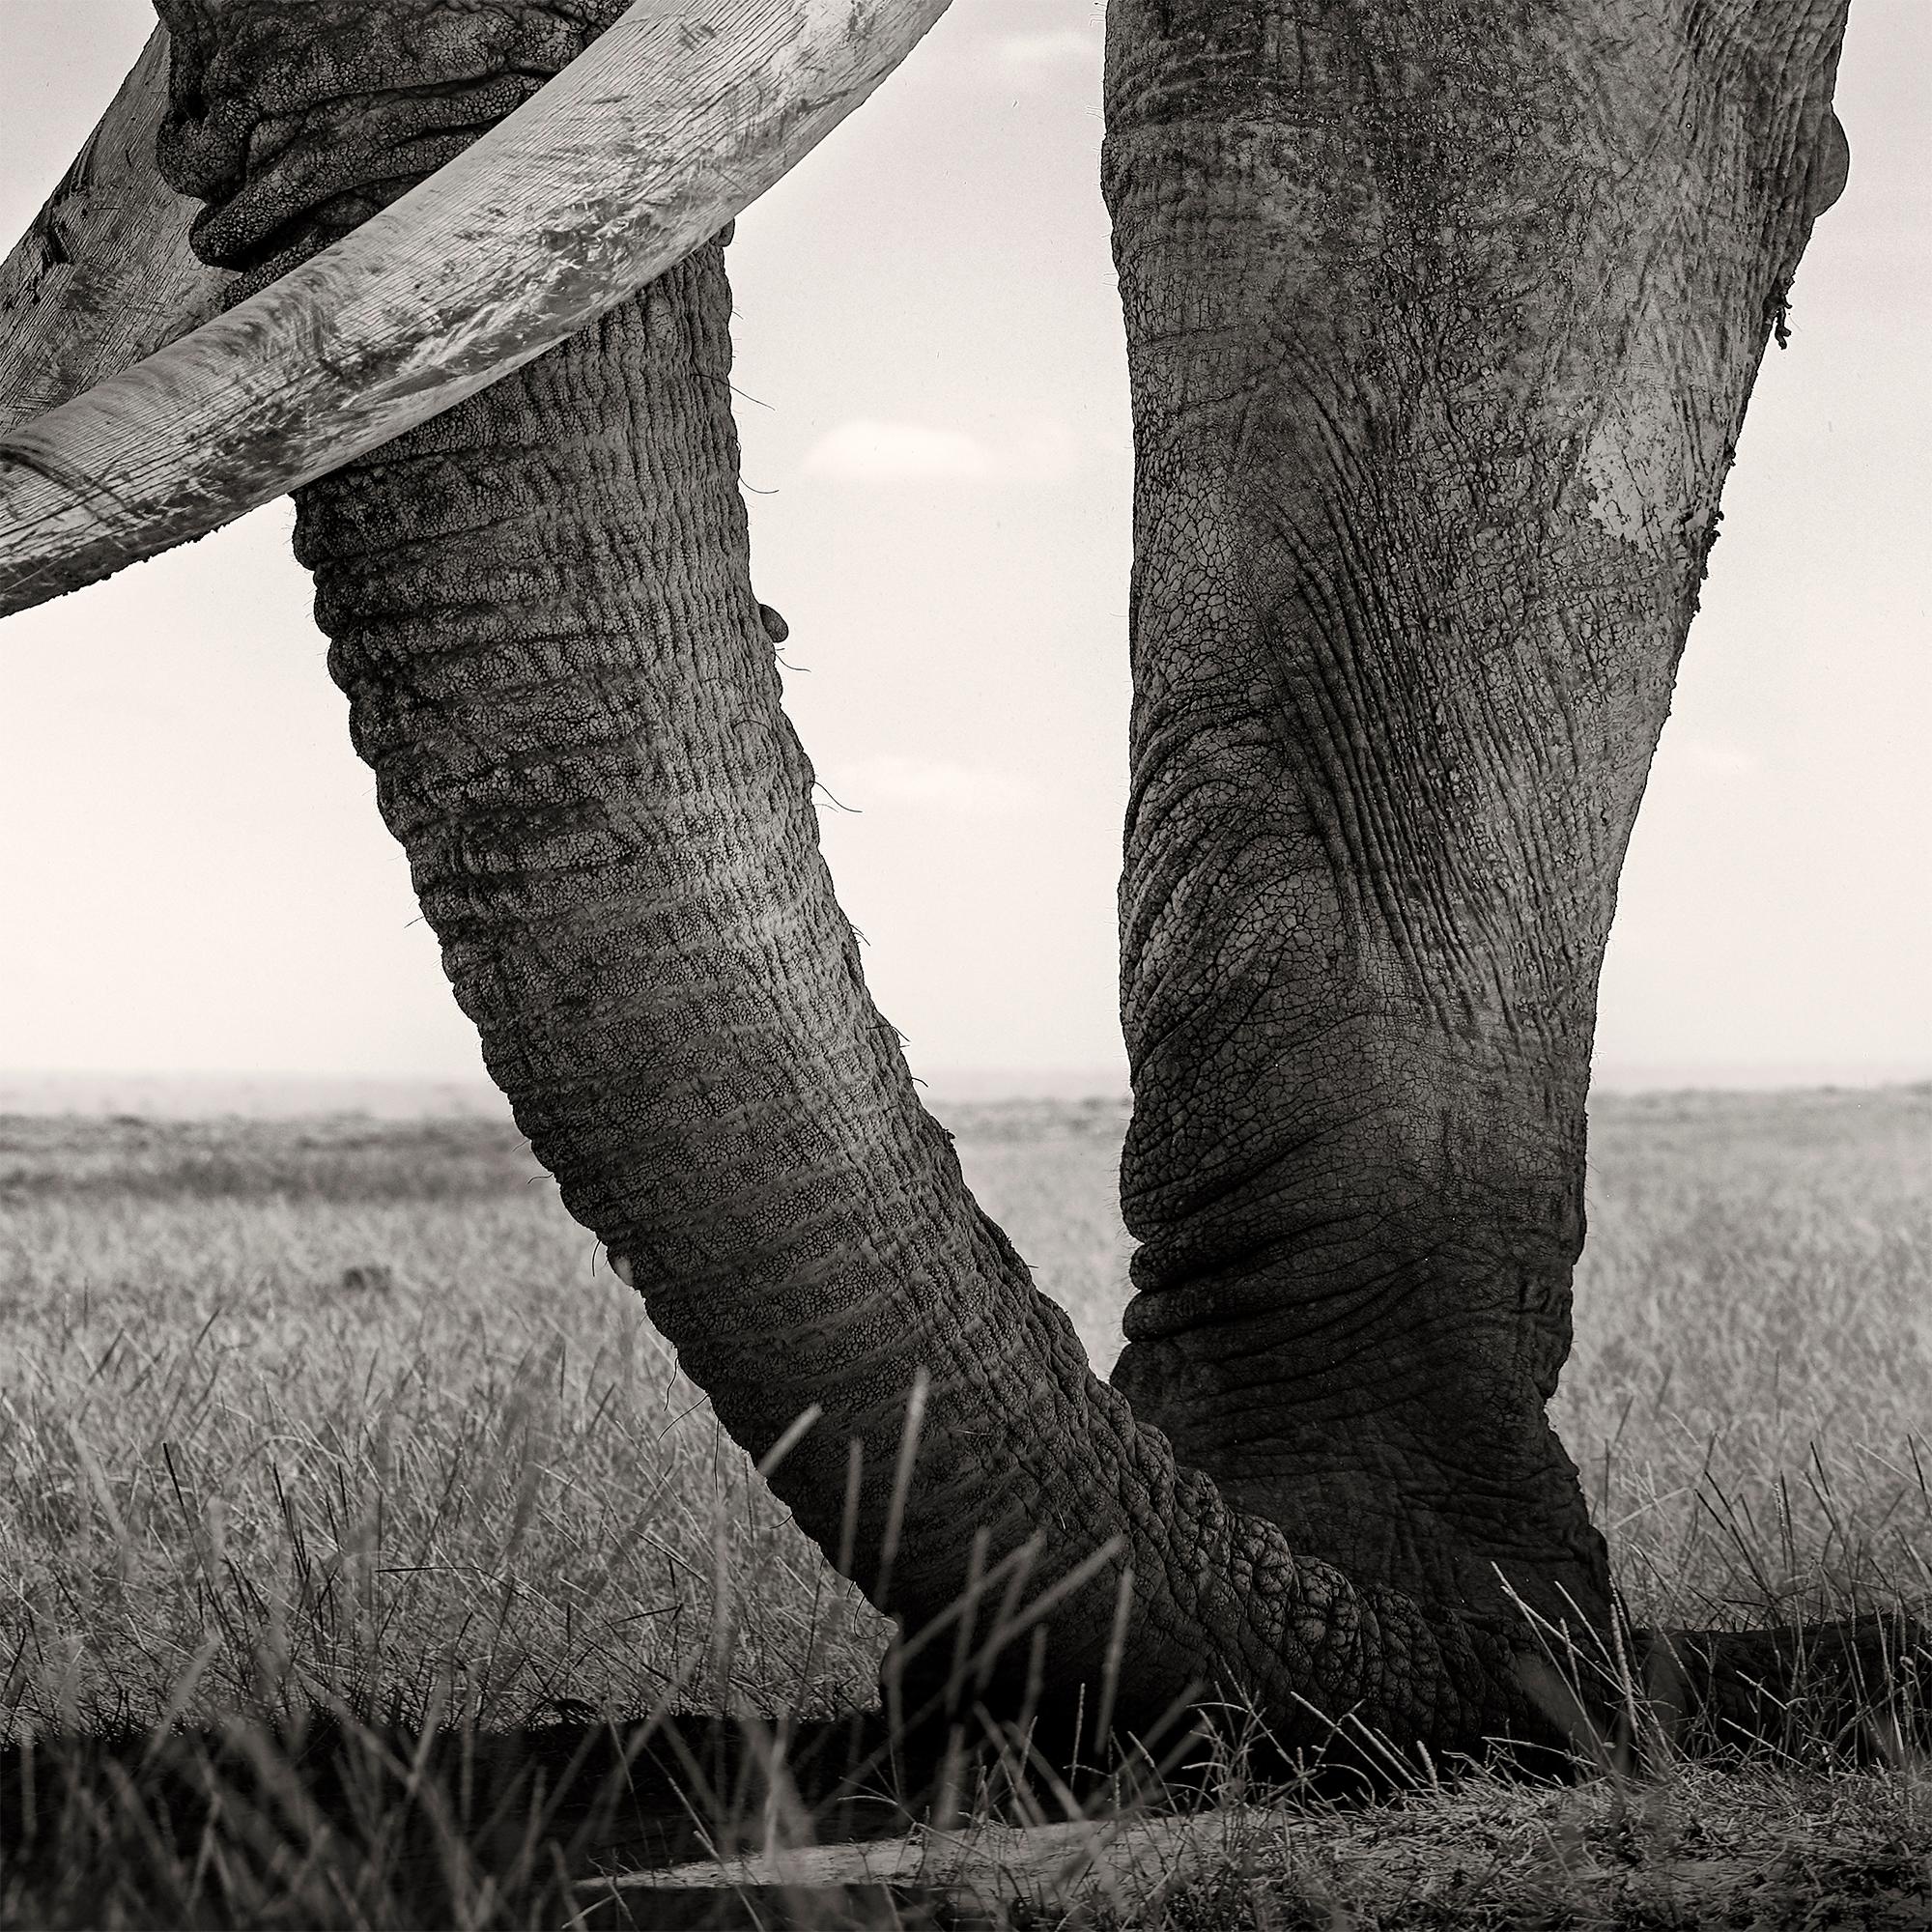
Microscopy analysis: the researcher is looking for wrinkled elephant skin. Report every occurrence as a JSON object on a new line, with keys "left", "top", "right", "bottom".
{"left": 1102, "top": 0, "right": 1849, "bottom": 1630}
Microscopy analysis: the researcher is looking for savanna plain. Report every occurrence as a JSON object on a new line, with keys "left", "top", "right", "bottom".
{"left": 0, "top": 1086, "right": 1928, "bottom": 1927}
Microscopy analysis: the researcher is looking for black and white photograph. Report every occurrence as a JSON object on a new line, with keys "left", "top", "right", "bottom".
{"left": 0, "top": 0, "right": 1926, "bottom": 1922}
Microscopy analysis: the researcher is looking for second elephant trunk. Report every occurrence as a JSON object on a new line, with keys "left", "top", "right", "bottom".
{"left": 1102, "top": 0, "right": 1847, "bottom": 1637}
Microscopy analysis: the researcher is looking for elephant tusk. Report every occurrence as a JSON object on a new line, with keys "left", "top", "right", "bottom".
{"left": 0, "top": 0, "right": 953, "bottom": 619}
{"left": 0, "top": 29, "right": 232, "bottom": 437}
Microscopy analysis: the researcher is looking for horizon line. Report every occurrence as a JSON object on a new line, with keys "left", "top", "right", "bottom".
{"left": 0, "top": 1060, "right": 1927, "bottom": 1120}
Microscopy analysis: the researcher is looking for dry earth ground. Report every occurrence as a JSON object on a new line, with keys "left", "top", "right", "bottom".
{"left": 0, "top": 1086, "right": 1927, "bottom": 1924}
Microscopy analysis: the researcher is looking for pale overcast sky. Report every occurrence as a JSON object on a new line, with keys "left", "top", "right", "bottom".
{"left": 0, "top": 0, "right": 1926, "bottom": 1098}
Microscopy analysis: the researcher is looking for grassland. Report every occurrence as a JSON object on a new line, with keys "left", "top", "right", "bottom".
{"left": 0, "top": 1086, "right": 1927, "bottom": 1924}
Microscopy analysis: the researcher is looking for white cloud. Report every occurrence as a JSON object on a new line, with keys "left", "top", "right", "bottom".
{"left": 823, "top": 754, "right": 1039, "bottom": 819}
{"left": 801, "top": 420, "right": 994, "bottom": 482}
{"left": 993, "top": 29, "right": 1101, "bottom": 73}
{"left": 799, "top": 416, "right": 1087, "bottom": 485}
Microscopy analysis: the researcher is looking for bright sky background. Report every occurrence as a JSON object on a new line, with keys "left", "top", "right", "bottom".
{"left": 0, "top": 0, "right": 1926, "bottom": 1100}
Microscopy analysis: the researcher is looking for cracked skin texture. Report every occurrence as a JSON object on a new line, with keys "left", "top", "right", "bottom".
{"left": 142, "top": 0, "right": 1889, "bottom": 1761}
{"left": 1101, "top": 0, "right": 1853, "bottom": 1634}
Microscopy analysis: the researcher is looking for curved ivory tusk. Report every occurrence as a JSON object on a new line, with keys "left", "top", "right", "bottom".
{"left": 0, "top": 0, "right": 952, "bottom": 618}
{"left": 0, "top": 29, "right": 231, "bottom": 436}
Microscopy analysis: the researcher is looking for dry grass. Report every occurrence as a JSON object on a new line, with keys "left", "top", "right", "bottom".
{"left": 1563, "top": 1089, "right": 1932, "bottom": 1630}
{"left": 0, "top": 1114, "right": 886, "bottom": 1738}
{"left": 0, "top": 1086, "right": 1927, "bottom": 1925}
